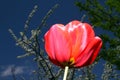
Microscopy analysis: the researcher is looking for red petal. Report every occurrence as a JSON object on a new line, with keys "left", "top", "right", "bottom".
{"left": 44, "top": 20, "right": 102, "bottom": 68}
{"left": 74, "top": 37, "right": 102, "bottom": 68}
{"left": 65, "top": 20, "right": 95, "bottom": 59}
{"left": 44, "top": 24, "right": 71, "bottom": 63}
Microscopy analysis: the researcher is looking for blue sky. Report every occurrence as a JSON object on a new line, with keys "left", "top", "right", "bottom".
{"left": 0, "top": 0, "right": 116, "bottom": 80}
{"left": 0, "top": 0, "right": 84, "bottom": 79}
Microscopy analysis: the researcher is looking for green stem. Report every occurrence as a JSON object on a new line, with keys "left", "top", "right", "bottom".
{"left": 63, "top": 66, "right": 69, "bottom": 80}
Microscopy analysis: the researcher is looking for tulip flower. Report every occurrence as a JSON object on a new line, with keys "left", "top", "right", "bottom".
{"left": 44, "top": 20, "right": 102, "bottom": 68}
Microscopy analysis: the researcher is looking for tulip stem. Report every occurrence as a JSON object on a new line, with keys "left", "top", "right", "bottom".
{"left": 63, "top": 66, "right": 69, "bottom": 80}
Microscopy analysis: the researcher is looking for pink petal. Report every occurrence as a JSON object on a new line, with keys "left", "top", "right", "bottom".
{"left": 44, "top": 24, "right": 71, "bottom": 64}
{"left": 65, "top": 20, "right": 95, "bottom": 59}
{"left": 74, "top": 37, "right": 102, "bottom": 68}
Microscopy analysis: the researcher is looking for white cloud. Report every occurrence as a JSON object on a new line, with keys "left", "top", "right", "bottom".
{"left": 0, "top": 65, "right": 25, "bottom": 77}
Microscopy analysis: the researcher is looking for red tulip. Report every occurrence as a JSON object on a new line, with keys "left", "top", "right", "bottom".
{"left": 44, "top": 20, "right": 102, "bottom": 68}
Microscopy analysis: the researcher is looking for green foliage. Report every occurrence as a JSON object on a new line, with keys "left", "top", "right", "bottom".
{"left": 75, "top": 0, "right": 120, "bottom": 70}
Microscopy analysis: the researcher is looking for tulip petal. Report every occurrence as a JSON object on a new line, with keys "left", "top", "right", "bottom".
{"left": 44, "top": 20, "right": 102, "bottom": 68}
{"left": 44, "top": 24, "right": 71, "bottom": 64}
{"left": 74, "top": 37, "right": 102, "bottom": 68}
{"left": 65, "top": 20, "right": 95, "bottom": 59}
